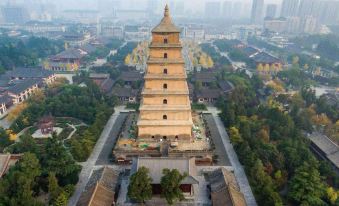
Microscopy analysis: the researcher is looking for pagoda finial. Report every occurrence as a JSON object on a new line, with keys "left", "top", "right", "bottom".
{"left": 164, "top": 4, "right": 169, "bottom": 17}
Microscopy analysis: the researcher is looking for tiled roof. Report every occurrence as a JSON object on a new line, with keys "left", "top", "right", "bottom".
{"left": 89, "top": 73, "right": 110, "bottom": 79}
{"left": 218, "top": 81, "right": 234, "bottom": 93}
{"left": 77, "top": 167, "right": 118, "bottom": 206}
{"left": 251, "top": 52, "right": 281, "bottom": 64}
{"left": 119, "top": 71, "right": 143, "bottom": 81}
{"left": 112, "top": 87, "right": 138, "bottom": 97}
{"left": 193, "top": 72, "right": 217, "bottom": 83}
{"left": 7, "top": 79, "right": 40, "bottom": 95}
{"left": 133, "top": 157, "right": 199, "bottom": 184}
{"left": 309, "top": 132, "right": 339, "bottom": 169}
{"left": 0, "top": 154, "right": 21, "bottom": 178}
{"left": 152, "top": 5, "right": 181, "bottom": 33}
{"left": 53, "top": 48, "right": 87, "bottom": 59}
{"left": 196, "top": 89, "right": 221, "bottom": 99}
{"left": 100, "top": 78, "right": 115, "bottom": 93}
{"left": 7, "top": 67, "right": 54, "bottom": 79}
{"left": 80, "top": 44, "right": 97, "bottom": 53}
{"left": 242, "top": 46, "right": 259, "bottom": 56}
{"left": 208, "top": 168, "right": 247, "bottom": 206}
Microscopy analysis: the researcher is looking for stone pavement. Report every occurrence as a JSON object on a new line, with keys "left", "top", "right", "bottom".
{"left": 67, "top": 106, "right": 130, "bottom": 206}
{"left": 207, "top": 107, "right": 258, "bottom": 206}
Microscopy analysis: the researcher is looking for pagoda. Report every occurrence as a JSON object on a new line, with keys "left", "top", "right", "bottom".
{"left": 137, "top": 5, "right": 193, "bottom": 142}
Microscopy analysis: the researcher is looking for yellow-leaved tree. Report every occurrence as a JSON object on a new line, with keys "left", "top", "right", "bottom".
{"left": 6, "top": 103, "right": 28, "bottom": 121}
{"left": 125, "top": 54, "right": 131, "bottom": 65}
{"left": 207, "top": 56, "right": 214, "bottom": 68}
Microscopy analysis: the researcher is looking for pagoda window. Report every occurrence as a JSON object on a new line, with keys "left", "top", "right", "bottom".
{"left": 163, "top": 115, "right": 167, "bottom": 120}
{"left": 164, "top": 53, "right": 168, "bottom": 59}
{"left": 163, "top": 68, "right": 168, "bottom": 74}
{"left": 163, "top": 83, "right": 168, "bottom": 89}
{"left": 164, "top": 38, "right": 168, "bottom": 44}
{"left": 163, "top": 99, "right": 168, "bottom": 104}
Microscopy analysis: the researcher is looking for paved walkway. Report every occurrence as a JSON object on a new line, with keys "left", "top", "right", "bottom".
{"left": 67, "top": 106, "right": 129, "bottom": 206}
{"left": 203, "top": 114, "right": 231, "bottom": 166}
{"left": 207, "top": 107, "right": 257, "bottom": 206}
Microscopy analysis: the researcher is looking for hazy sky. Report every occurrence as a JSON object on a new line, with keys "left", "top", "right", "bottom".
{"left": 48, "top": 0, "right": 283, "bottom": 12}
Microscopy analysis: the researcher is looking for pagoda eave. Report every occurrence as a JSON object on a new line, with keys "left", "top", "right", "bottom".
{"left": 139, "top": 105, "right": 191, "bottom": 111}
{"left": 137, "top": 120, "right": 193, "bottom": 126}
{"left": 144, "top": 74, "right": 187, "bottom": 80}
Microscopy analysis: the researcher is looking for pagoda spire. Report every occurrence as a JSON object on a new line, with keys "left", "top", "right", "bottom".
{"left": 164, "top": 4, "right": 169, "bottom": 17}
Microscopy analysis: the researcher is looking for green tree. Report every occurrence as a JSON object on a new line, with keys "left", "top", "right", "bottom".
{"left": 0, "top": 128, "right": 12, "bottom": 152}
{"left": 160, "top": 169, "right": 187, "bottom": 205}
{"left": 48, "top": 172, "right": 61, "bottom": 203}
{"left": 0, "top": 152, "right": 42, "bottom": 205}
{"left": 42, "top": 135, "right": 80, "bottom": 185}
{"left": 7, "top": 134, "right": 39, "bottom": 155}
{"left": 54, "top": 192, "right": 68, "bottom": 206}
{"left": 127, "top": 166, "right": 153, "bottom": 204}
{"left": 288, "top": 162, "right": 326, "bottom": 205}
{"left": 250, "top": 160, "right": 283, "bottom": 206}
{"left": 229, "top": 127, "right": 243, "bottom": 144}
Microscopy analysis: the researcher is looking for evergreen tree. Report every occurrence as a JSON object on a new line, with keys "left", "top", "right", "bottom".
{"left": 0, "top": 152, "right": 42, "bottom": 205}
{"left": 288, "top": 162, "right": 326, "bottom": 205}
{"left": 48, "top": 172, "right": 61, "bottom": 203}
{"left": 127, "top": 167, "right": 153, "bottom": 204}
{"left": 54, "top": 192, "right": 68, "bottom": 206}
{"left": 160, "top": 169, "right": 187, "bottom": 205}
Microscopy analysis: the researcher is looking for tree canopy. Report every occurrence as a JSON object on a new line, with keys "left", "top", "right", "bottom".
{"left": 160, "top": 169, "right": 187, "bottom": 205}
{"left": 127, "top": 166, "right": 153, "bottom": 204}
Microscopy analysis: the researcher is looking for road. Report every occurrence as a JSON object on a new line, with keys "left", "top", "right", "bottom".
{"left": 207, "top": 107, "right": 258, "bottom": 206}
{"left": 203, "top": 114, "right": 231, "bottom": 166}
{"left": 95, "top": 112, "right": 128, "bottom": 165}
{"left": 67, "top": 106, "right": 129, "bottom": 206}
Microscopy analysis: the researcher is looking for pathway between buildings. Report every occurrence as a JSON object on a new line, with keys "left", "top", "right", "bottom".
{"left": 67, "top": 106, "right": 130, "bottom": 206}
{"left": 207, "top": 107, "right": 257, "bottom": 206}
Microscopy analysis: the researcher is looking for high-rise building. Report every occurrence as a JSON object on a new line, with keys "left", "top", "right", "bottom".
{"left": 1, "top": 6, "right": 29, "bottom": 24}
{"left": 251, "top": 0, "right": 264, "bottom": 24}
{"left": 222, "top": 1, "right": 233, "bottom": 19}
{"left": 298, "top": 0, "right": 318, "bottom": 18}
{"left": 281, "top": 0, "right": 299, "bottom": 17}
{"left": 286, "top": 16, "right": 301, "bottom": 33}
{"left": 265, "top": 4, "right": 277, "bottom": 18}
{"left": 205, "top": 1, "right": 221, "bottom": 19}
{"left": 232, "top": 2, "right": 243, "bottom": 19}
{"left": 316, "top": 1, "right": 339, "bottom": 24}
{"left": 301, "top": 16, "right": 318, "bottom": 34}
{"left": 137, "top": 5, "right": 193, "bottom": 141}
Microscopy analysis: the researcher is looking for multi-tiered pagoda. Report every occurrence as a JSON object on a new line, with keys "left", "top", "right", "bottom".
{"left": 137, "top": 5, "right": 193, "bottom": 142}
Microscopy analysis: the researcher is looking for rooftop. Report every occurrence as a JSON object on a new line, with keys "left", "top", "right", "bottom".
{"left": 77, "top": 167, "right": 118, "bottom": 206}
{"left": 208, "top": 168, "right": 247, "bottom": 206}
{"left": 192, "top": 72, "right": 217, "bottom": 83}
{"left": 112, "top": 87, "right": 138, "bottom": 97}
{"left": 119, "top": 71, "right": 143, "bottom": 81}
{"left": 133, "top": 157, "right": 199, "bottom": 184}
{"left": 7, "top": 67, "right": 54, "bottom": 79}
{"left": 309, "top": 132, "right": 339, "bottom": 169}
{"left": 52, "top": 48, "right": 87, "bottom": 60}
{"left": 251, "top": 52, "right": 281, "bottom": 64}
{"left": 218, "top": 81, "right": 234, "bottom": 93}
{"left": 152, "top": 5, "right": 181, "bottom": 33}
{"left": 242, "top": 46, "right": 259, "bottom": 57}
{"left": 196, "top": 89, "right": 222, "bottom": 99}
{"left": 7, "top": 79, "right": 40, "bottom": 95}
